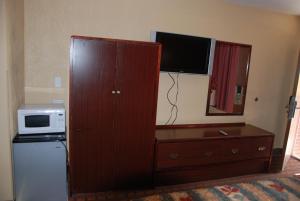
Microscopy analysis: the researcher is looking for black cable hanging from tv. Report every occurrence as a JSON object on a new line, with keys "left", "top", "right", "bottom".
{"left": 172, "top": 72, "right": 179, "bottom": 124}
{"left": 165, "top": 72, "right": 179, "bottom": 125}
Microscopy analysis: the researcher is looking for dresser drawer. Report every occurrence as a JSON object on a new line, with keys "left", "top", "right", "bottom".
{"left": 156, "top": 140, "right": 225, "bottom": 170}
{"left": 221, "top": 137, "right": 273, "bottom": 162}
{"left": 155, "top": 125, "right": 274, "bottom": 186}
{"left": 156, "top": 136, "right": 273, "bottom": 170}
{"left": 155, "top": 158, "right": 270, "bottom": 186}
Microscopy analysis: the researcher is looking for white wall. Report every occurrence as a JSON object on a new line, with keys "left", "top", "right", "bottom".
{"left": 157, "top": 73, "right": 244, "bottom": 124}
{"left": 0, "top": 0, "right": 298, "bottom": 199}
{"left": 6, "top": 0, "right": 25, "bottom": 137}
{"left": 0, "top": 1, "right": 14, "bottom": 200}
{"left": 0, "top": 0, "right": 25, "bottom": 199}
{"left": 24, "top": 0, "right": 300, "bottom": 149}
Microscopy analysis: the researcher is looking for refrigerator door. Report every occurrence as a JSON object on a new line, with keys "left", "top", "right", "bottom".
{"left": 13, "top": 141, "right": 67, "bottom": 201}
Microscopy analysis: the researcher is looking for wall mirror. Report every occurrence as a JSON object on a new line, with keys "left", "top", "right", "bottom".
{"left": 206, "top": 41, "right": 251, "bottom": 116}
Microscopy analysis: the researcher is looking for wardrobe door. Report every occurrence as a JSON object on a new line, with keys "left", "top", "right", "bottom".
{"left": 69, "top": 37, "right": 117, "bottom": 193}
{"left": 114, "top": 41, "right": 161, "bottom": 187}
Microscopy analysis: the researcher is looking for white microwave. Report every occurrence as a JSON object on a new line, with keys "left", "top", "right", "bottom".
{"left": 18, "top": 104, "right": 66, "bottom": 134}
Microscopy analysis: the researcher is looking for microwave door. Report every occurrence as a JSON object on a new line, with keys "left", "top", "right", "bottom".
{"left": 20, "top": 114, "right": 51, "bottom": 134}
{"left": 25, "top": 115, "right": 50, "bottom": 128}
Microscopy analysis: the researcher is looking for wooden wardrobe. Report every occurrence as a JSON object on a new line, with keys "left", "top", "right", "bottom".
{"left": 69, "top": 36, "right": 161, "bottom": 193}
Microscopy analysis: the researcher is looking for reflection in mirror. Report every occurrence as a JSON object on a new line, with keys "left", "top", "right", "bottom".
{"left": 206, "top": 41, "right": 251, "bottom": 115}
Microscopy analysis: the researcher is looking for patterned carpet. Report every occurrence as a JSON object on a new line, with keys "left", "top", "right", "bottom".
{"left": 132, "top": 177, "right": 300, "bottom": 201}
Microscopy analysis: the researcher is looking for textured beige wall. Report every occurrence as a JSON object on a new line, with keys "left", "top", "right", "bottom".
{"left": 0, "top": 1, "right": 14, "bottom": 200}
{"left": 0, "top": 0, "right": 25, "bottom": 200}
{"left": 6, "top": 0, "right": 25, "bottom": 136}
{"left": 24, "top": 0, "right": 299, "bottom": 149}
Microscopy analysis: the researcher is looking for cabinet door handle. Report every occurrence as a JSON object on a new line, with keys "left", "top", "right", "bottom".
{"left": 169, "top": 153, "right": 179, "bottom": 160}
{"left": 258, "top": 146, "right": 266, "bottom": 151}
{"left": 231, "top": 148, "right": 239, "bottom": 154}
{"left": 112, "top": 90, "right": 116, "bottom": 94}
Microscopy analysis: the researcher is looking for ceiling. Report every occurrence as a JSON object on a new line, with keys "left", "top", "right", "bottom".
{"left": 225, "top": 0, "right": 300, "bottom": 15}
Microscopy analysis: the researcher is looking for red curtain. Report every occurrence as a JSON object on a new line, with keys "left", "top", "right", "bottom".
{"left": 210, "top": 42, "right": 240, "bottom": 113}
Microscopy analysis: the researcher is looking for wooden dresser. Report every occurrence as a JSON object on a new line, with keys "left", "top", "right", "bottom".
{"left": 154, "top": 124, "right": 274, "bottom": 185}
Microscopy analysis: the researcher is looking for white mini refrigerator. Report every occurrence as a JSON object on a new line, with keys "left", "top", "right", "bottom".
{"left": 13, "top": 134, "right": 68, "bottom": 201}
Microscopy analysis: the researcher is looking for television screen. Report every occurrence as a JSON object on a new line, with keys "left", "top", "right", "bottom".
{"left": 155, "top": 32, "right": 212, "bottom": 74}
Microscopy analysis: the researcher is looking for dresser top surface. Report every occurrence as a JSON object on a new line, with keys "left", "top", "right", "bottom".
{"left": 155, "top": 124, "right": 273, "bottom": 142}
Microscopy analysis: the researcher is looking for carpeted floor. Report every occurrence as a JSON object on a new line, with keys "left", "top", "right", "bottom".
{"left": 132, "top": 177, "right": 300, "bottom": 201}
{"left": 69, "top": 158, "right": 300, "bottom": 201}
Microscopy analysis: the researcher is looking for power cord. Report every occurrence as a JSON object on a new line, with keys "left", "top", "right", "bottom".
{"left": 165, "top": 73, "right": 176, "bottom": 124}
{"left": 172, "top": 72, "right": 180, "bottom": 124}
{"left": 58, "top": 140, "right": 69, "bottom": 166}
{"left": 165, "top": 72, "right": 180, "bottom": 125}
{"left": 58, "top": 139, "right": 69, "bottom": 195}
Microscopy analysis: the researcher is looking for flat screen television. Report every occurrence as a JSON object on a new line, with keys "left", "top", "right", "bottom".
{"left": 152, "top": 32, "right": 214, "bottom": 74}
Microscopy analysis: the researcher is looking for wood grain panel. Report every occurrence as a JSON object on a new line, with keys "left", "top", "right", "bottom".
{"left": 155, "top": 159, "right": 269, "bottom": 185}
{"left": 114, "top": 41, "right": 161, "bottom": 188}
{"left": 69, "top": 37, "right": 117, "bottom": 193}
{"left": 154, "top": 124, "right": 274, "bottom": 186}
{"left": 156, "top": 122, "right": 245, "bottom": 129}
{"left": 156, "top": 137, "right": 273, "bottom": 170}
{"left": 70, "top": 36, "right": 161, "bottom": 193}
{"left": 220, "top": 137, "right": 273, "bottom": 162}
{"left": 156, "top": 140, "right": 224, "bottom": 170}
{"left": 155, "top": 124, "right": 273, "bottom": 142}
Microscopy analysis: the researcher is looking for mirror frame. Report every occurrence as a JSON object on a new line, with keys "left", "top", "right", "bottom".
{"left": 206, "top": 41, "right": 252, "bottom": 116}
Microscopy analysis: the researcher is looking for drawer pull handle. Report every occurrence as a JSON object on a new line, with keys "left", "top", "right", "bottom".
{"left": 231, "top": 148, "right": 239, "bottom": 154}
{"left": 169, "top": 153, "right": 179, "bottom": 160}
{"left": 258, "top": 146, "right": 266, "bottom": 151}
{"left": 204, "top": 151, "right": 213, "bottom": 157}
